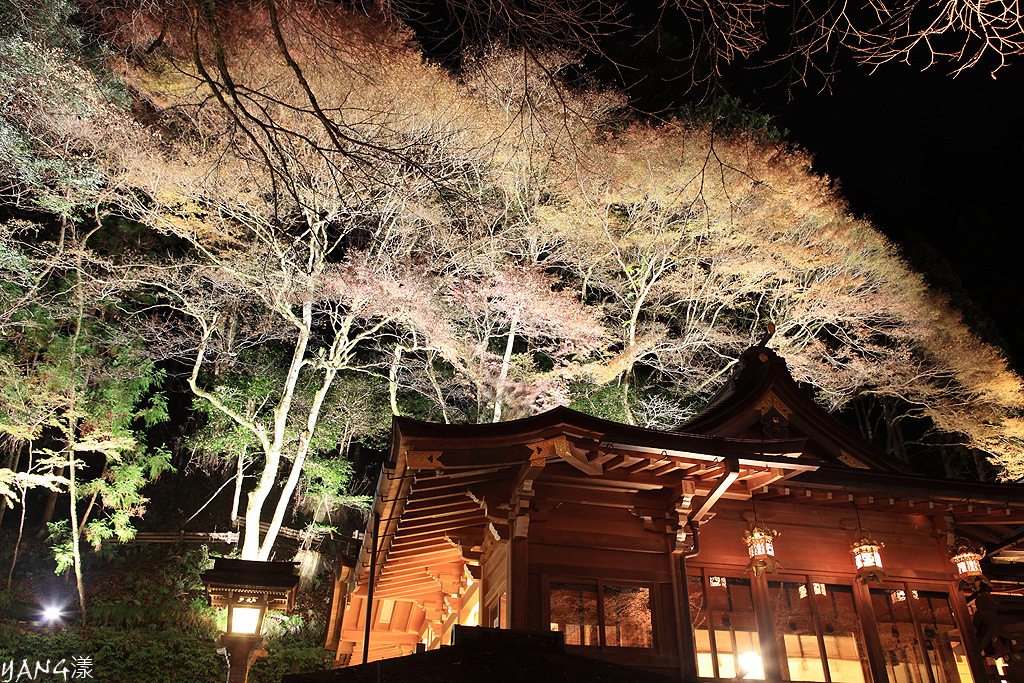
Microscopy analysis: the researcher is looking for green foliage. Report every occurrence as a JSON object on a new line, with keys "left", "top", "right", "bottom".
{"left": 248, "top": 612, "right": 333, "bottom": 683}
{"left": 0, "top": 466, "right": 66, "bottom": 507}
{"left": 0, "top": 545, "right": 336, "bottom": 682}
{"left": 677, "top": 95, "right": 788, "bottom": 142}
{"left": 2, "top": 238, "right": 173, "bottom": 557}
{"left": 0, "top": 39, "right": 106, "bottom": 217}
{"left": 0, "top": 0, "right": 83, "bottom": 52}
{"left": 248, "top": 641, "right": 333, "bottom": 683}
{"left": 300, "top": 454, "right": 370, "bottom": 514}
{"left": 46, "top": 520, "right": 75, "bottom": 575}
{"left": 89, "top": 547, "right": 217, "bottom": 631}
{"left": 0, "top": 622, "right": 225, "bottom": 683}
{"left": 568, "top": 382, "right": 633, "bottom": 424}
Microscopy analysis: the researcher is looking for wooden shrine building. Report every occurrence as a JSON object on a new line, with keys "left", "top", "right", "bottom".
{"left": 319, "top": 345, "right": 1024, "bottom": 683}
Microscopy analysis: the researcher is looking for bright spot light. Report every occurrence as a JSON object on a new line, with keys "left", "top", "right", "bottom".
{"left": 42, "top": 606, "right": 62, "bottom": 622}
{"left": 738, "top": 651, "right": 764, "bottom": 679}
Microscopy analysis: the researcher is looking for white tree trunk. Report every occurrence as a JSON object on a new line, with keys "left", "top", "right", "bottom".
{"left": 492, "top": 311, "right": 518, "bottom": 423}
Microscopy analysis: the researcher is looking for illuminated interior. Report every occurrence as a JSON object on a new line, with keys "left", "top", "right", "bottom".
{"left": 690, "top": 573, "right": 875, "bottom": 683}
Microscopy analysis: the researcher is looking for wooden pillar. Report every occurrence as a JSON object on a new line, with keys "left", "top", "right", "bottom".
{"left": 751, "top": 572, "right": 783, "bottom": 681}
{"left": 852, "top": 581, "right": 890, "bottom": 683}
{"left": 508, "top": 514, "right": 529, "bottom": 629}
{"left": 948, "top": 587, "right": 990, "bottom": 683}
{"left": 673, "top": 552, "right": 698, "bottom": 681}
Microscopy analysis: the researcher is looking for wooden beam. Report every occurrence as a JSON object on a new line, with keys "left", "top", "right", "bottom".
{"left": 387, "top": 539, "right": 454, "bottom": 556}
{"left": 376, "top": 574, "right": 443, "bottom": 592}
{"left": 402, "top": 504, "right": 482, "bottom": 522}
{"left": 689, "top": 458, "right": 740, "bottom": 522}
{"left": 395, "top": 514, "right": 485, "bottom": 537}
{"left": 648, "top": 461, "right": 682, "bottom": 477}
{"left": 385, "top": 550, "right": 463, "bottom": 569}
{"left": 403, "top": 493, "right": 476, "bottom": 513}
{"left": 741, "top": 468, "right": 787, "bottom": 491}
{"left": 959, "top": 516, "right": 1024, "bottom": 526}
{"left": 602, "top": 454, "right": 635, "bottom": 470}
{"left": 380, "top": 561, "right": 465, "bottom": 580}
{"left": 373, "top": 586, "right": 447, "bottom": 601}
{"left": 399, "top": 511, "right": 484, "bottom": 530}
{"left": 533, "top": 482, "right": 673, "bottom": 509}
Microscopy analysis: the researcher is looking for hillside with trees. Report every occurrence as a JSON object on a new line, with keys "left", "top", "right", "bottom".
{"left": 2, "top": 0, "right": 1024, "bottom": 677}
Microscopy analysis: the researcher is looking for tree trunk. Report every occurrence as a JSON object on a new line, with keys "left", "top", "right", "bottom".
{"left": 425, "top": 353, "right": 451, "bottom": 424}
{"left": 78, "top": 461, "right": 108, "bottom": 534}
{"left": 241, "top": 449, "right": 279, "bottom": 560}
{"left": 231, "top": 446, "right": 245, "bottom": 525}
{"left": 39, "top": 465, "right": 65, "bottom": 529}
{"left": 971, "top": 449, "right": 992, "bottom": 482}
{"left": 6, "top": 445, "right": 31, "bottom": 590}
{"left": 492, "top": 312, "right": 518, "bottom": 423}
{"left": 881, "top": 397, "right": 908, "bottom": 463}
{"left": 853, "top": 398, "right": 874, "bottom": 444}
{"left": 258, "top": 366, "right": 338, "bottom": 561}
{"left": 621, "top": 371, "right": 637, "bottom": 426}
{"left": 67, "top": 227, "right": 87, "bottom": 624}
{"left": 389, "top": 346, "right": 404, "bottom": 416}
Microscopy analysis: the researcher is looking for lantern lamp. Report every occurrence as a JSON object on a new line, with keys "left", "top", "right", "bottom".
{"left": 202, "top": 559, "right": 299, "bottom": 683}
{"left": 949, "top": 538, "right": 988, "bottom": 590}
{"left": 226, "top": 593, "right": 267, "bottom": 636}
{"left": 744, "top": 525, "right": 783, "bottom": 577}
{"left": 851, "top": 529, "right": 886, "bottom": 584}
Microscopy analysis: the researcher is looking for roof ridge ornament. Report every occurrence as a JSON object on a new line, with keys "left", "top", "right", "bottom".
{"left": 756, "top": 322, "right": 776, "bottom": 348}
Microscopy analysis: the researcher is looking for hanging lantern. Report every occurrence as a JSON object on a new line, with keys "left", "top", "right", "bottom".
{"left": 744, "top": 526, "right": 783, "bottom": 576}
{"left": 949, "top": 538, "right": 988, "bottom": 590}
{"left": 851, "top": 529, "right": 886, "bottom": 584}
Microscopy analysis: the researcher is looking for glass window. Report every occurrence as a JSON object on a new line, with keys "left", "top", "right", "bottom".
{"left": 603, "top": 584, "right": 653, "bottom": 648}
{"left": 489, "top": 593, "right": 507, "bottom": 629}
{"left": 689, "top": 573, "right": 871, "bottom": 683}
{"left": 709, "top": 576, "right": 764, "bottom": 679}
{"left": 550, "top": 582, "right": 599, "bottom": 645}
{"left": 871, "top": 588, "right": 931, "bottom": 683}
{"left": 687, "top": 573, "right": 763, "bottom": 678}
{"left": 549, "top": 580, "right": 653, "bottom": 648}
{"left": 916, "top": 591, "right": 975, "bottom": 683}
{"left": 767, "top": 581, "right": 871, "bottom": 683}
{"left": 769, "top": 580, "right": 828, "bottom": 682}
{"left": 816, "top": 584, "right": 871, "bottom": 683}
{"left": 688, "top": 574, "right": 716, "bottom": 678}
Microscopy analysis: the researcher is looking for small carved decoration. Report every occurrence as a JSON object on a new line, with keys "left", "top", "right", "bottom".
{"left": 760, "top": 409, "right": 790, "bottom": 438}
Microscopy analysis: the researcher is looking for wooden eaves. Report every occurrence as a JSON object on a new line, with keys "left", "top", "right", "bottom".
{"left": 330, "top": 407, "right": 817, "bottom": 663}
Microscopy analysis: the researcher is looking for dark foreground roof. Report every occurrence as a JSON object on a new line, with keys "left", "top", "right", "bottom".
{"left": 282, "top": 626, "right": 685, "bottom": 683}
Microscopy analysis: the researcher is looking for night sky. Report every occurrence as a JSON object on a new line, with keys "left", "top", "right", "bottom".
{"left": 762, "top": 63, "right": 1024, "bottom": 367}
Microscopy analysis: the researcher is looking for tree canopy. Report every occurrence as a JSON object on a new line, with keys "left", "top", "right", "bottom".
{"left": 2, "top": 0, "right": 1024, "bottom": 592}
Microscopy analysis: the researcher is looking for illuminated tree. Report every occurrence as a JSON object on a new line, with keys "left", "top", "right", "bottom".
{"left": 5, "top": 0, "right": 1024, "bottom": 589}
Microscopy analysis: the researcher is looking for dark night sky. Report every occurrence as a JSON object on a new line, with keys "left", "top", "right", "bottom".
{"left": 761, "top": 63, "right": 1024, "bottom": 366}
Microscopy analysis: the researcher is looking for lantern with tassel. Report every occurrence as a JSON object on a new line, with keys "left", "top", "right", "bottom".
{"left": 744, "top": 526, "right": 783, "bottom": 577}
{"left": 949, "top": 538, "right": 988, "bottom": 590}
